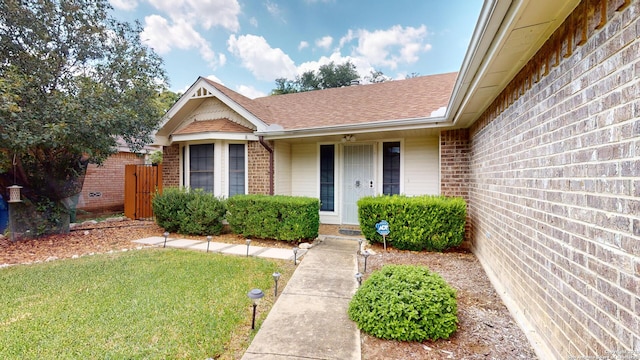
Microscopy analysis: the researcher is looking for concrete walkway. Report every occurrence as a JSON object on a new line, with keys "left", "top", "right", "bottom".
{"left": 132, "top": 234, "right": 362, "bottom": 360}
{"left": 242, "top": 236, "right": 361, "bottom": 360}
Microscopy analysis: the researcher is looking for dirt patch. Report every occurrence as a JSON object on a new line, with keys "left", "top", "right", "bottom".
{"left": 1, "top": 220, "right": 537, "bottom": 359}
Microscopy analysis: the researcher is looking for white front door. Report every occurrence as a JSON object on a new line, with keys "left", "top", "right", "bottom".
{"left": 342, "top": 144, "right": 375, "bottom": 224}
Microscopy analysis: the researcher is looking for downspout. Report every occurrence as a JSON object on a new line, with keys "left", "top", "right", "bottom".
{"left": 258, "top": 136, "right": 274, "bottom": 195}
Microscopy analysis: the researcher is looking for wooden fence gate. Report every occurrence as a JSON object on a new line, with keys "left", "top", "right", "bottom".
{"left": 124, "top": 164, "right": 162, "bottom": 220}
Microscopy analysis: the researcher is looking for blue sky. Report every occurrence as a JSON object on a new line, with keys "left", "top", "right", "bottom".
{"left": 109, "top": 0, "right": 483, "bottom": 98}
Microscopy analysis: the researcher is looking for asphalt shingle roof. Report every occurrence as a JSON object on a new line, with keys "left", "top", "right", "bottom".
{"left": 202, "top": 72, "right": 458, "bottom": 131}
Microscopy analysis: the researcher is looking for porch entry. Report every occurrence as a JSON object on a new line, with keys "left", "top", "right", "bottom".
{"left": 342, "top": 144, "right": 375, "bottom": 224}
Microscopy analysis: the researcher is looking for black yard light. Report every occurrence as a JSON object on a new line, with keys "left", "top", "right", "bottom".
{"left": 362, "top": 250, "right": 371, "bottom": 272}
{"left": 246, "top": 238, "right": 251, "bottom": 257}
{"left": 355, "top": 272, "right": 363, "bottom": 287}
{"left": 272, "top": 272, "right": 281, "bottom": 297}
{"left": 206, "top": 235, "right": 212, "bottom": 253}
{"left": 163, "top": 232, "right": 169, "bottom": 248}
{"left": 247, "top": 288, "right": 264, "bottom": 330}
{"left": 293, "top": 246, "right": 299, "bottom": 265}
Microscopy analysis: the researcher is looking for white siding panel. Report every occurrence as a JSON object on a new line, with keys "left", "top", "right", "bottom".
{"left": 290, "top": 143, "right": 317, "bottom": 197}
{"left": 274, "top": 141, "right": 292, "bottom": 195}
{"left": 404, "top": 136, "right": 439, "bottom": 195}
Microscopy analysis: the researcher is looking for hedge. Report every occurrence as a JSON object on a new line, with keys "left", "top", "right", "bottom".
{"left": 358, "top": 195, "right": 466, "bottom": 251}
{"left": 226, "top": 194, "right": 319, "bottom": 241}
{"left": 152, "top": 187, "right": 226, "bottom": 235}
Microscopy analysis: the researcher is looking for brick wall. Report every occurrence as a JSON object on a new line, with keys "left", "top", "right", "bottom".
{"left": 467, "top": 0, "right": 639, "bottom": 358}
{"left": 162, "top": 144, "right": 180, "bottom": 188}
{"left": 78, "top": 152, "right": 144, "bottom": 212}
{"left": 248, "top": 140, "right": 272, "bottom": 194}
{"left": 440, "top": 128, "right": 472, "bottom": 239}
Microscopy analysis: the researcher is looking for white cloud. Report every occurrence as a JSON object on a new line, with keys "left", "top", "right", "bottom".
{"left": 249, "top": 17, "right": 258, "bottom": 27}
{"left": 227, "top": 34, "right": 297, "bottom": 81}
{"left": 147, "top": 0, "right": 241, "bottom": 32}
{"left": 110, "top": 0, "right": 138, "bottom": 11}
{"left": 297, "top": 51, "right": 373, "bottom": 80}
{"left": 205, "top": 74, "right": 225, "bottom": 85}
{"left": 347, "top": 25, "right": 431, "bottom": 69}
{"left": 264, "top": 1, "right": 282, "bottom": 17}
{"left": 315, "top": 36, "right": 333, "bottom": 50}
{"left": 236, "top": 84, "right": 266, "bottom": 99}
{"left": 298, "top": 41, "right": 309, "bottom": 51}
{"left": 141, "top": 15, "right": 220, "bottom": 68}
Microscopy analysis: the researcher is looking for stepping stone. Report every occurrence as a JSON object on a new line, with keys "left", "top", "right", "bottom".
{"left": 163, "top": 239, "right": 202, "bottom": 248}
{"left": 189, "top": 242, "right": 235, "bottom": 252}
{"left": 221, "top": 244, "right": 266, "bottom": 256}
{"left": 133, "top": 236, "right": 167, "bottom": 245}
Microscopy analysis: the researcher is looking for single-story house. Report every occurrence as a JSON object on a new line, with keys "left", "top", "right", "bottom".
{"left": 155, "top": 0, "right": 638, "bottom": 358}
{"left": 155, "top": 72, "right": 456, "bottom": 225}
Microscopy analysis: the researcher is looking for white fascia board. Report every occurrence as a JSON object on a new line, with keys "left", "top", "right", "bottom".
{"left": 154, "top": 134, "right": 171, "bottom": 146}
{"left": 171, "top": 132, "right": 259, "bottom": 143}
{"left": 257, "top": 116, "right": 451, "bottom": 140}
{"left": 449, "top": 0, "right": 527, "bottom": 127}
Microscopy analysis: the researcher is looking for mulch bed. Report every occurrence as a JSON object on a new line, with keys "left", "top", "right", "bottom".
{"left": 0, "top": 219, "right": 537, "bottom": 359}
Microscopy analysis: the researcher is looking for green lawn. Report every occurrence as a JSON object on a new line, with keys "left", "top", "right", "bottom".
{"left": 0, "top": 249, "right": 285, "bottom": 359}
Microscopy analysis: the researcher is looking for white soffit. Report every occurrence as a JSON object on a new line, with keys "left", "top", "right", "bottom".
{"left": 455, "top": 0, "right": 581, "bottom": 128}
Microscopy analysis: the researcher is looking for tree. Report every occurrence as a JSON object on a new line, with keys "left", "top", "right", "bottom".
{"left": 365, "top": 69, "right": 391, "bottom": 84}
{"left": 0, "top": 0, "right": 167, "bottom": 229}
{"left": 271, "top": 60, "right": 360, "bottom": 95}
{"left": 271, "top": 78, "right": 298, "bottom": 95}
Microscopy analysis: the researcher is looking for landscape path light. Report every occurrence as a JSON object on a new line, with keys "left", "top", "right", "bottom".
{"left": 206, "top": 235, "right": 212, "bottom": 253}
{"left": 357, "top": 238, "right": 364, "bottom": 255}
{"left": 272, "top": 272, "right": 281, "bottom": 297}
{"left": 247, "top": 288, "right": 265, "bottom": 330}
{"left": 246, "top": 238, "right": 251, "bottom": 257}
{"left": 163, "top": 232, "right": 169, "bottom": 248}
{"left": 355, "top": 272, "right": 363, "bottom": 287}
{"left": 362, "top": 250, "right": 371, "bottom": 272}
{"left": 293, "top": 246, "right": 299, "bottom": 265}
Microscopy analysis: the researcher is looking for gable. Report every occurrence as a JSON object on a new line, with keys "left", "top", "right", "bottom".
{"left": 175, "top": 98, "right": 256, "bottom": 133}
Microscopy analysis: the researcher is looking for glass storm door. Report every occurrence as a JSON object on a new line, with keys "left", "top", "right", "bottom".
{"left": 342, "top": 144, "right": 375, "bottom": 224}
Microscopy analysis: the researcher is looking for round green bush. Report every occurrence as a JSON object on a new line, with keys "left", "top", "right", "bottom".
{"left": 348, "top": 264, "right": 458, "bottom": 342}
{"left": 152, "top": 188, "right": 225, "bottom": 235}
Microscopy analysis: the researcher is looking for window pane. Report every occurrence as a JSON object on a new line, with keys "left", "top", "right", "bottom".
{"left": 229, "top": 144, "right": 245, "bottom": 196}
{"left": 320, "top": 145, "right": 335, "bottom": 211}
{"left": 383, "top": 142, "right": 400, "bottom": 195}
{"left": 190, "top": 144, "right": 214, "bottom": 193}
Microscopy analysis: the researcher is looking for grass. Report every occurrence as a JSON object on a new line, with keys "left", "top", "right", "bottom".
{"left": 0, "top": 249, "right": 286, "bottom": 359}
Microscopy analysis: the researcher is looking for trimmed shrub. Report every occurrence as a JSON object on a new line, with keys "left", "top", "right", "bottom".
{"left": 348, "top": 265, "right": 458, "bottom": 342}
{"left": 152, "top": 188, "right": 225, "bottom": 235}
{"left": 226, "top": 194, "right": 319, "bottom": 241}
{"left": 358, "top": 195, "right": 466, "bottom": 251}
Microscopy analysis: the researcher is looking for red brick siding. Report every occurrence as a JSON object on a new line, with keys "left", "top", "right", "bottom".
{"left": 440, "top": 129, "right": 472, "bottom": 239}
{"left": 468, "top": 0, "right": 639, "bottom": 357}
{"left": 78, "top": 152, "right": 144, "bottom": 212}
{"left": 162, "top": 144, "right": 180, "bottom": 188}
{"left": 248, "top": 140, "right": 272, "bottom": 194}
{"left": 440, "top": 129, "right": 470, "bottom": 200}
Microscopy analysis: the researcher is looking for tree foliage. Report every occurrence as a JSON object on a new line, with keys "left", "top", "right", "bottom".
{"left": 0, "top": 0, "right": 167, "bottom": 203}
{"left": 271, "top": 61, "right": 362, "bottom": 95}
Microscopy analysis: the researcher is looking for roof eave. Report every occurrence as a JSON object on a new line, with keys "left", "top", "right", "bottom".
{"left": 257, "top": 116, "right": 451, "bottom": 140}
